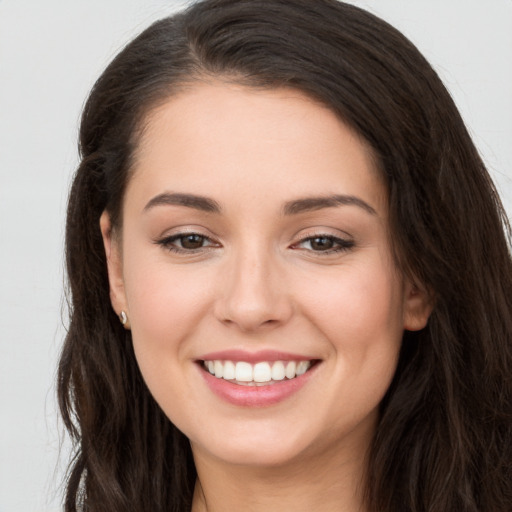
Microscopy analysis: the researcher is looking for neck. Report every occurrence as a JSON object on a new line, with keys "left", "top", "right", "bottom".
{"left": 190, "top": 435, "right": 370, "bottom": 512}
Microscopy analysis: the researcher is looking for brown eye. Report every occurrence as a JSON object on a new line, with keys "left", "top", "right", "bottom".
{"left": 293, "top": 234, "right": 354, "bottom": 254}
{"left": 156, "top": 232, "right": 218, "bottom": 254}
{"left": 309, "top": 236, "right": 334, "bottom": 251}
{"left": 180, "top": 234, "right": 206, "bottom": 249}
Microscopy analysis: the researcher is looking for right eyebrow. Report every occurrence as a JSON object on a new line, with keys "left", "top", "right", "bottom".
{"left": 143, "top": 192, "right": 221, "bottom": 214}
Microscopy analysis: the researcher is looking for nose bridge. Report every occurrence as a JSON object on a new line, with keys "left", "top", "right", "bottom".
{"left": 215, "top": 238, "right": 292, "bottom": 331}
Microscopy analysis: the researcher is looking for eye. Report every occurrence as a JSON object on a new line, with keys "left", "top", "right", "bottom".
{"left": 294, "top": 234, "right": 354, "bottom": 254}
{"left": 155, "top": 232, "right": 219, "bottom": 253}
{"left": 176, "top": 233, "right": 208, "bottom": 250}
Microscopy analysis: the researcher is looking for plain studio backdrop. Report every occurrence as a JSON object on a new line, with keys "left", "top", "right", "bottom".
{"left": 0, "top": 1, "right": 511, "bottom": 511}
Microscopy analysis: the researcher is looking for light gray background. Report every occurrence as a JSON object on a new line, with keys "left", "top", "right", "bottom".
{"left": 1, "top": 1, "right": 511, "bottom": 511}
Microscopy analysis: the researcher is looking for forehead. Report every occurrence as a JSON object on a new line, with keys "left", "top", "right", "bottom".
{"left": 127, "top": 82, "right": 385, "bottom": 213}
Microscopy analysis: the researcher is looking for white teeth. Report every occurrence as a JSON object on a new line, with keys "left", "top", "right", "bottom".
{"left": 214, "top": 360, "right": 223, "bottom": 378}
{"left": 235, "top": 362, "right": 253, "bottom": 382}
{"left": 223, "top": 360, "right": 235, "bottom": 380}
{"left": 253, "top": 362, "right": 272, "bottom": 382}
{"left": 203, "top": 359, "right": 314, "bottom": 384}
{"left": 271, "top": 361, "right": 285, "bottom": 381}
{"left": 296, "top": 361, "right": 310, "bottom": 375}
{"left": 285, "top": 361, "right": 296, "bottom": 379}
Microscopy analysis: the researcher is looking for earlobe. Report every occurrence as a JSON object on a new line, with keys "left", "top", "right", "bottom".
{"left": 100, "top": 211, "right": 129, "bottom": 324}
{"left": 403, "top": 280, "right": 434, "bottom": 331}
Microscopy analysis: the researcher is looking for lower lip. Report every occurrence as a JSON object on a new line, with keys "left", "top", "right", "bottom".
{"left": 198, "top": 363, "right": 318, "bottom": 407}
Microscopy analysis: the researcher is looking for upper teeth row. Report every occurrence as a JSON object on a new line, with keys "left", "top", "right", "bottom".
{"left": 204, "top": 360, "right": 312, "bottom": 383}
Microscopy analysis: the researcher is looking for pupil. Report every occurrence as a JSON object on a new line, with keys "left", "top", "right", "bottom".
{"left": 182, "top": 234, "right": 204, "bottom": 249}
{"left": 311, "top": 237, "right": 333, "bottom": 250}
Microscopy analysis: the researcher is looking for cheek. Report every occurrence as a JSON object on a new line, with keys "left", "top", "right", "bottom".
{"left": 122, "top": 261, "right": 211, "bottom": 422}
{"left": 300, "top": 260, "right": 404, "bottom": 405}
{"left": 304, "top": 266, "right": 404, "bottom": 422}
{"left": 121, "top": 251, "right": 214, "bottom": 367}
{"left": 300, "top": 262, "right": 404, "bottom": 348}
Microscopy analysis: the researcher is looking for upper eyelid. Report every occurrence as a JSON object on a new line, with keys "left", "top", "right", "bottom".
{"left": 154, "top": 228, "right": 354, "bottom": 247}
{"left": 293, "top": 234, "right": 354, "bottom": 246}
{"left": 290, "top": 231, "right": 355, "bottom": 251}
{"left": 155, "top": 225, "right": 218, "bottom": 240}
{"left": 157, "top": 232, "right": 218, "bottom": 245}
{"left": 163, "top": 231, "right": 214, "bottom": 240}
{"left": 154, "top": 232, "right": 220, "bottom": 255}
{"left": 292, "top": 227, "right": 354, "bottom": 242}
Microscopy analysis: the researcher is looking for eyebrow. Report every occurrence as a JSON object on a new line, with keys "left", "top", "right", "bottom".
{"left": 143, "top": 192, "right": 221, "bottom": 214}
{"left": 143, "top": 192, "right": 376, "bottom": 216}
{"left": 283, "top": 195, "right": 377, "bottom": 216}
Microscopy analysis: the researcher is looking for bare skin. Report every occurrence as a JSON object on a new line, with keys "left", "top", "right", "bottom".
{"left": 101, "top": 82, "right": 432, "bottom": 512}
{"left": 191, "top": 408, "right": 373, "bottom": 512}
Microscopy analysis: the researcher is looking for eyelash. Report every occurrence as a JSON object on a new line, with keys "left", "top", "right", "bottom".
{"left": 155, "top": 232, "right": 219, "bottom": 254}
{"left": 155, "top": 232, "right": 354, "bottom": 255}
{"left": 292, "top": 234, "right": 354, "bottom": 254}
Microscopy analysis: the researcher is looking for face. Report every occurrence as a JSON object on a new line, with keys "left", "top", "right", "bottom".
{"left": 101, "top": 83, "right": 431, "bottom": 469}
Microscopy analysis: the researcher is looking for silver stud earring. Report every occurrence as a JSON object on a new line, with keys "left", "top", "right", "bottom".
{"left": 120, "top": 310, "right": 128, "bottom": 326}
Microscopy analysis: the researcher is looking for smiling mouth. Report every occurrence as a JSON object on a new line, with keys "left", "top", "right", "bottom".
{"left": 201, "top": 359, "right": 318, "bottom": 386}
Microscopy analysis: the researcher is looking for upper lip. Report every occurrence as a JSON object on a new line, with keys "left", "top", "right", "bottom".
{"left": 198, "top": 349, "right": 316, "bottom": 364}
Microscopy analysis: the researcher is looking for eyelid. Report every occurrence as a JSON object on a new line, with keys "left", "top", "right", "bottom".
{"left": 290, "top": 229, "right": 355, "bottom": 254}
{"left": 153, "top": 224, "right": 219, "bottom": 243}
{"left": 153, "top": 227, "right": 221, "bottom": 254}
{"left": 153, "top": 226, "right": 354, "bottom": 255}
{"left": 291, "top": 227, "right": 354, "bottom": 244}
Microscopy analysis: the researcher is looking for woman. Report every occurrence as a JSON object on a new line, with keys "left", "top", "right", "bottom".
{"left": 58, "top": 0, "right": 512, "bottom": 511}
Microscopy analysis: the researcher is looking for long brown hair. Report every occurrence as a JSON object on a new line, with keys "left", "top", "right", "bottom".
{"left": 59, "top": 1, "right": 512, "bottom": 510}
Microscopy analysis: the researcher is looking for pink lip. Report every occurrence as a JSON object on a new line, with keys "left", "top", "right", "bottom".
{"left": 198, "top": 349, "right": 314, "bottom": 363}
{"left": 197, "top": 360, "right": 319, "bottom": 407}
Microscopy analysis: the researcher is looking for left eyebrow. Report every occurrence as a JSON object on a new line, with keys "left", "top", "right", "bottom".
{"left": 283, "top": 195, "right": 377, "bottom": 216}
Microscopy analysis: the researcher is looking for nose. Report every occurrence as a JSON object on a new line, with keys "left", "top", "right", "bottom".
{"left": 213, "top": 246, "right": 294, "bottom": 333}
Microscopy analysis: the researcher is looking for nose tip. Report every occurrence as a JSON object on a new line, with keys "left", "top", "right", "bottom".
{"left": 214, "top": 256, "right": 293, "bottom": 332}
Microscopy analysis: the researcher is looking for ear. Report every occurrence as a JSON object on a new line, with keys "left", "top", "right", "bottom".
{"left": 100, "top": 211, "right": 130, "bottom": 328}
{"left": 402, "top": 278, "right": 434, "bottom": 331}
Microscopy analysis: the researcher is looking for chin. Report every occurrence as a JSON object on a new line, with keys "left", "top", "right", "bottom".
{"left": 190, "top": 406, "right": 380, "bottom": 476}
{"left": 196, "top": 441, "right": 309, "bottom": 468}
{"left": 188, "top": 418, "right": 330, "bottom": 469}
